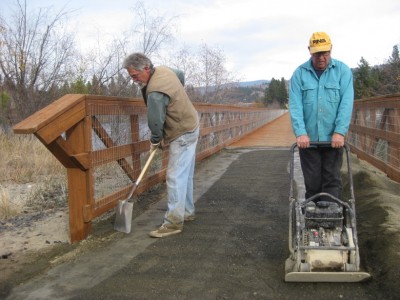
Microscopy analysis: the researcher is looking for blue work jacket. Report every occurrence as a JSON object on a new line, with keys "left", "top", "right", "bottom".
{"left": 289, "top": 58, "right": 354, "bottom": 141}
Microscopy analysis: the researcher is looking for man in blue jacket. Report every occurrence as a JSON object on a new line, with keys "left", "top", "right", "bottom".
{"left": 289, "top": 32, "right": 354, "bottom": 202}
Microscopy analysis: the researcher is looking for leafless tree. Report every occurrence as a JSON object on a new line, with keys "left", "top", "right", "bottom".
{"left": 171, "top": 43, "right": 238, "bottom": 103}
{"left": 168, "top": 46, "right": 197, "bottom": 84}
{"left": 188, "top": 44, "right": 237, "bottom": 103}
{"left": 81, "top": 1, "right": 178, "bottom": 98}
{"left": 130, "top": 1, "right": 178, "bottom": 57}
{"left": 0, "top": 0, "right": 76, "bottom": 123}
{"left": 82, "top": 36, "right": 131, "bottom": 96}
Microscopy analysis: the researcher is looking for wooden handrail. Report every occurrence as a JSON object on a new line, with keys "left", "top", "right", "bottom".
{"left": 13, "top": 94, "right": 285, "bottom": 242}
{"left": 13, "top": 92, "right": 399, "bottom": 242}
{"left": 13, "top": 94, "right": 86, "bottom": 135}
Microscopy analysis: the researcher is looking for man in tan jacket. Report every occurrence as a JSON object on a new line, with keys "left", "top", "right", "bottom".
{"left": 123, "top": 53, "right": 199, "bottom": 238}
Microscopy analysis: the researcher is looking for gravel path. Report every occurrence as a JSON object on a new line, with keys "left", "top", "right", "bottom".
{"left": 2, "top": 149, "right": 400, "bottom": 300}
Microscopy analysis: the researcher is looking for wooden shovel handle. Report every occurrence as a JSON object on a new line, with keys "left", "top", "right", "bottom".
{"left": 125, "top": 148, "right": 158, "bottom": 200}
{"left": 136, "top": 148, "right": 158, "bottom": 186}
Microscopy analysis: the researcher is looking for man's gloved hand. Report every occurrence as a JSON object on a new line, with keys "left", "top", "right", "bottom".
{"left": 150, "top": 141, "right": 161, "bottom": 152}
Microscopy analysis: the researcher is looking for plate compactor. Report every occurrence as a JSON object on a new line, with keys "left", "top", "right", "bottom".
{"left": 285, "top": 142, "right": 371, "bottom": 282}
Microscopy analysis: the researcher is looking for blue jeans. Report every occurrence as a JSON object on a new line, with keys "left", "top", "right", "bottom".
{"left": 164, "top": 127, "right": 199, "bottom": 227}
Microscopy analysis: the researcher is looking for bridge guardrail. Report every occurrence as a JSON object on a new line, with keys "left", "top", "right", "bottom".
{"left": 13, "top": 94, "right": 285, "bottom": 241}
{"left": 347, "top": 93, "right": 400, "bottom": 183}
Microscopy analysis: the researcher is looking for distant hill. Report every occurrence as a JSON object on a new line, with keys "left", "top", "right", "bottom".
{"left": 222, "top": 80, "right": 269, "bottom": 104}
{"left": 236, "top": 80, "right": 270, "bottom": 87}
{"left": 190, "top": 79, "right": 269, "bottom": 105}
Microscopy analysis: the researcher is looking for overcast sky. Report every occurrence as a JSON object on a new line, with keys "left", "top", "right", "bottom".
{"left": 1, "top": 0, "right": 399, "bottom": 81}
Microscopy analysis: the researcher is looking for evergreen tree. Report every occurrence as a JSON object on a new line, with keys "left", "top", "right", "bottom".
{"left": 264, "top": 77, "right": 288, "bottom": 107}
{"left": 0, "top": 91, "right": 11, "bottom": 129}
{"left": 353, "top": 57, "right": 378, "bottom": 99}
{"left": 388, "top": 45, "right": 400, "bottom": 64}
{"left": 70, "top": 76, "right": 89, "bottom": 94}
{"left": 385, "top": 45, "right": 400, "bottom": 94}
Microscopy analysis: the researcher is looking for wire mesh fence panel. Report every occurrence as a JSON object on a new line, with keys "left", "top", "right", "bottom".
{"left": 347, "top": 94, "right": 400, "bottom": 183}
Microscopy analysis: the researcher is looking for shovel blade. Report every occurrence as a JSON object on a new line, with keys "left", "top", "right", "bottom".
{"left": 114, "top": 199, "right": 134, "bottom": 233}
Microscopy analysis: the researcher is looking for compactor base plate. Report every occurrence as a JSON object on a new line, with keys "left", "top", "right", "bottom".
{"left": 285, "top": 271, "right": 371, "bottom": 282}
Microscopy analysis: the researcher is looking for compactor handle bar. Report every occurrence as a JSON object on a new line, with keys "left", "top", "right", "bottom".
{"left": 290, "top": 141, "right": 350, "bottom": 150}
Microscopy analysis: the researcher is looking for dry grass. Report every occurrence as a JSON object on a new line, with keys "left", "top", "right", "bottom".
{"left": 0, "top": 130, "right": 65, "bottom": 182}
{"left": 0, "top": 130, "right": 67, "bottom": 221}
{"left": 26, "top": 178, "right": 67, "bottom": 211}
{"left": 0, "top": 187, "right": 19, "bottom": 220}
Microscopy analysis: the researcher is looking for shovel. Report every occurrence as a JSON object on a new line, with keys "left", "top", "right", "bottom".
{"left": 114, "top": 148, "right": 158, "bottom": 233}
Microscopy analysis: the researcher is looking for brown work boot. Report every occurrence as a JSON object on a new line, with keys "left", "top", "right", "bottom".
{"left": 149, "top": 224, "right": 182, "bottom": 238}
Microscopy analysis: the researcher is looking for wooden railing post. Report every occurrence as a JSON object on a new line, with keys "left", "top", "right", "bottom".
{"left": 388, "top": 108, "right": 400, "bottom": 171}
{"left": 66, "top": 119, "right": 92, "bottom": 242}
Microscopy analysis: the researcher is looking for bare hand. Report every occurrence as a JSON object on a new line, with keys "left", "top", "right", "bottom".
{"left": 296, "top": 135, "right": 310, "bottom": 149}
{"left": 331, "top": 133, "right": 345, "bottom": 148}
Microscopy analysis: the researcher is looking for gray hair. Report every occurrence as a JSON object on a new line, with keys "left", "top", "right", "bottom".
{"left": 122, "top": 52, "right": 154, "bottom": 70}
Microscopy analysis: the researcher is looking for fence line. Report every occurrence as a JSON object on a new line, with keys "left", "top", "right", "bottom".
{"left": 13, "top": 94, "right": 285, "bottom": 242}
{"left": 347, "top": 93, "right": 400, "bottom": 183}
{"left": 12, "top": 92, "right": 400, "bottom": 242}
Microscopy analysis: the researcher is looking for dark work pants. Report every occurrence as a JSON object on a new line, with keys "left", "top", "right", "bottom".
{"left": 299, "top": 147, "right": 343, "bottom": 201}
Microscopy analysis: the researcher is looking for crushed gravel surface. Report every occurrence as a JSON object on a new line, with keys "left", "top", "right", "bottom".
{"left": 1, "top": 149, "right": 399, "bottom": 300}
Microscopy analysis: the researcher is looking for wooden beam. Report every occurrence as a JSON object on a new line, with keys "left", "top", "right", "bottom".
{"left": 349, "top": 124, "right": 400, "bottom": 146}
{"left": 91, "top": 141, "right": 149, "bottom": 168}
{"left": 91, "top": 116, "right": 136, "bottom": 181}
{"left": 35, "top": 100, "right": 86, "bottom": 144}
{"left": 13, "top": 94, "right": 86, "bottom": 134}
{"left": 66, "top": 120, "right": 92, "bottom": 242}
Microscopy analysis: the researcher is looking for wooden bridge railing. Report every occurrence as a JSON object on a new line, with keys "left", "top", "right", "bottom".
{"left": 12, "top": 94, "right": 285, "bottom": 242}
{"left": 347, "top": 94, "right": 400, "bottom": 183}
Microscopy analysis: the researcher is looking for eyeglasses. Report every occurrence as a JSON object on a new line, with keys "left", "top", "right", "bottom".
{"left": 128, "top": 66, "right": 150, "bottom": 79}
{"left": 312, "top": 51, "right": 330, "bottom": 58}
{"left": 129, "top": 71, "right": 141, "bottom": 79}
